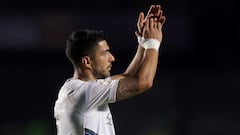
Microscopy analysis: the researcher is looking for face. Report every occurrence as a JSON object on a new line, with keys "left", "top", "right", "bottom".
{"left": 91, "top": 40, "right": 115, "bottom": 79}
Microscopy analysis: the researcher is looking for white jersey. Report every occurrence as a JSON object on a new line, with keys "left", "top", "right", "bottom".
{"left": 54, "top": 77, "right": 119, "bottom": 135}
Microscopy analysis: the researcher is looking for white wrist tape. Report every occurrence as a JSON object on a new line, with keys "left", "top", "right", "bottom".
{"left": 137, "top": 36, "right": 144, "bottom": 45}
{"left": 141, "top": 38, "right": 161, "bottom": 50}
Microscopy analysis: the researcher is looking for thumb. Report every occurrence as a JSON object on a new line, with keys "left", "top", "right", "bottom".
{"left": 135, "top": 31, "right": 141, "bottom": 37}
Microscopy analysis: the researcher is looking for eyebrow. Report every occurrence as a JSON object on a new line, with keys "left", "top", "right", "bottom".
{"left": 102, "top": 48, "right": 110, "bottom": 52}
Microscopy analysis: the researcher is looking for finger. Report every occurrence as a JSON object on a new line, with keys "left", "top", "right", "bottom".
{"left": 150, "top": 17, "right": 154, "bottom": 29}
{"left": 137, "top": 12, "right": 144, "bottom": 25}
{"left": 140, "top": 13, "right": 145, "bottom": 26}
{"left": 139, "top": 12, "right": 145, "bottom": 23}
{"left": 155, "top": 5, "right": 161, "bottom": 16}
{"left": 159, "top": 16, "right": 166, "bottom": 26}
{"left": 145, "top": 17, "right": 150, "bottom": 30}
{"left": 158, "top": 10, "right": 163, "bottom": 19}
{"left": 156, "top": 10, "right": 163, "bottom": 22}
{"left": 145, "top": 5, "right": 155, "bottom": 21}
{"left": 155, "top": 9, "right": 162, "bottom": 22}
{"left": 152, "top": 7, "right": 162, "bottom": 22}
{"left": 155, "top": 5, "right": 161, "bottom": 10}
{"left": 135, "top": 31, "right": 141, "bottom": 37}
{"left": 137, "top": 12, "right": 145, "bottom": 32}
{"left": 157, "top": 21, "right": 162, "bottom": 30}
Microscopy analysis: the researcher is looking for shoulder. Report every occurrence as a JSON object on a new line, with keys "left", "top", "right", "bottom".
{"left": 94, "top": 77, "right": 119, "bottom": 87}
{"left": 66, "top": 77, "right": 119, "bottom": 93}
{"left": 95, "top": 77, "right": 114, "bottom": 86}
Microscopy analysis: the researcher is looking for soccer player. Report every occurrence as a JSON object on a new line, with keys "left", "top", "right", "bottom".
{"left": 54, "top": 5, "right": 166, "bottom": 135}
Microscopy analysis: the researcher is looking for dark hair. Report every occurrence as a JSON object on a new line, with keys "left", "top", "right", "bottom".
{"left": 65, "top": 29, "right": 107, "bottom": 66}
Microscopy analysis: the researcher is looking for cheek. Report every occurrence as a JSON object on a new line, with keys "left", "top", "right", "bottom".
{"left": 99, "top": 55, "right": 109, "bottom": 63}
{"left": 94, "top": 56, "right": 107, "bottom": 67}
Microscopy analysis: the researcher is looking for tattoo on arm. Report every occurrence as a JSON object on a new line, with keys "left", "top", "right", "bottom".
{"left": 116, "top": 78, "right": 142, "bottom": 101}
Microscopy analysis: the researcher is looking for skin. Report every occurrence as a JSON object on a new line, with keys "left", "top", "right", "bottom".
{"left": 73, "top": 40, "right": 115, "bottom": 81}
{"left": 113, "top": 5, "right": 166, "bottom": 101}
{"left": 73, "top": 5, "right": 166, "bottom": 101}
{"left": 91, "top": 40, "right": 115, "bottom": 79}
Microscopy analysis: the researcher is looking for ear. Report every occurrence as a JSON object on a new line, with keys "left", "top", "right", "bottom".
{"left": 81, "top": 56, "right": 92, "bottom": 69}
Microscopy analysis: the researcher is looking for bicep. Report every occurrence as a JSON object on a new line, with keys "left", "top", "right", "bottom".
{"left": 111, "top": 74, "right": 127, "bottom": 80}
{"left": 116, "top": 77, "right": 143, "bottom": 101}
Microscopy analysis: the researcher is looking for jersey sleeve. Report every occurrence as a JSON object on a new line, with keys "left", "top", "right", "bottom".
{"left": 70, "top": 77, "right": 119, "bottom": 109}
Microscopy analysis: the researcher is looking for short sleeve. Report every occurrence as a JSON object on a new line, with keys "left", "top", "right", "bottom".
{"left": 70, "top": 77, "right": 119, "bottom": 109}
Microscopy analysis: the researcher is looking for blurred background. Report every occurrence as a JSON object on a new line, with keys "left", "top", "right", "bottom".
{"left": 0, "top": 0, "right": 239, "bottom": 135}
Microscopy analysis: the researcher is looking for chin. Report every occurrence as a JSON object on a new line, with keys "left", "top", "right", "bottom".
{"left": 96, "top": 73, "right": 110, "bottom": 79}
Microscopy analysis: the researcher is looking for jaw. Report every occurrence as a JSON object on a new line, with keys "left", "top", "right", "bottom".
{"left": 93, "top": 69, "right": 111, "bottom": 79}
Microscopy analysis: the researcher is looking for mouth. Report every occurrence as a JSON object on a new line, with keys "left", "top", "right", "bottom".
{"left": 108, "top": 64, "right": 112, "bottom": 70}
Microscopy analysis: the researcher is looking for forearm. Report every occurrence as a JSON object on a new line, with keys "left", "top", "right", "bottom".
{"left": 124, "top": 45, "right": 145, "bottom": 76}
{"left": 115, "top": 4, "right": 166, "bottom": 101}
{"left": 137, "top": 49, "right": 159, "bottom": 88}
{"left": 116, "top": 49, "right": 159, "bottom": 101}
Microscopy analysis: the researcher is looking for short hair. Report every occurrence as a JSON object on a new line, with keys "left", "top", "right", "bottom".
{"left": 65, "top": 29, "right": 107, "bottom": 66}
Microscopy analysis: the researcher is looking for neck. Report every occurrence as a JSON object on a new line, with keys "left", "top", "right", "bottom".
{"left": 73, "top": 68, "right": 95, "bottom": 81}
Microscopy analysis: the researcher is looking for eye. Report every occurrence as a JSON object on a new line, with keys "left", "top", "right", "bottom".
{"left": 103, "top": 50, "right": 110, "bottom": 55}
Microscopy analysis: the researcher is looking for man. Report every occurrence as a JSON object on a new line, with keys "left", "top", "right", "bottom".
{"left": 54, "top": 5, "right": 166, "bottom": 135}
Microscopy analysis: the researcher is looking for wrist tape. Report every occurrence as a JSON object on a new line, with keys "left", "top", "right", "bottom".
{"left": 137, "top": 36, "right": 144, "bottom": 45}
{"left": 141, "top": 38, "right": 161, "bottom": 50}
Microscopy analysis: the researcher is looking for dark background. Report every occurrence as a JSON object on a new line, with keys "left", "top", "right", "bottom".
{"left": 0, "top": 0, "right": 239, "bottom": 135}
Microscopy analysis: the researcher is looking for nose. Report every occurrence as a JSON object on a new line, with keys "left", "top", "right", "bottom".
{"left": 109, "top": 52, "right": 115, "bottom": 62}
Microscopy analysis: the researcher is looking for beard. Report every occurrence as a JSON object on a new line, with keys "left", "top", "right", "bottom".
{"left": 92, "top": 68, "right": 110, "bottom": 79}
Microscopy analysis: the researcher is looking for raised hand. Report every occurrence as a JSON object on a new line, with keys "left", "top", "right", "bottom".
{"left": 135, "top": 5, "right": 156, "bottom": 37}
{"left": 143, "top": 15, "right": 163, "bottom": 42}
{"left": 135, "top": 5, "right": 166, "bottom": 42}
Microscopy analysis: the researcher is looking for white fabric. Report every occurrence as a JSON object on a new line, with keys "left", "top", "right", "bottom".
{"left": 54, "top": 77, "right": 119, "bottom": 135}
{"left": 141, "top": 38, "right": 161, "bottom": 50}
{"left": 137, "top": 36, "right": 144, "bottom": 45}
